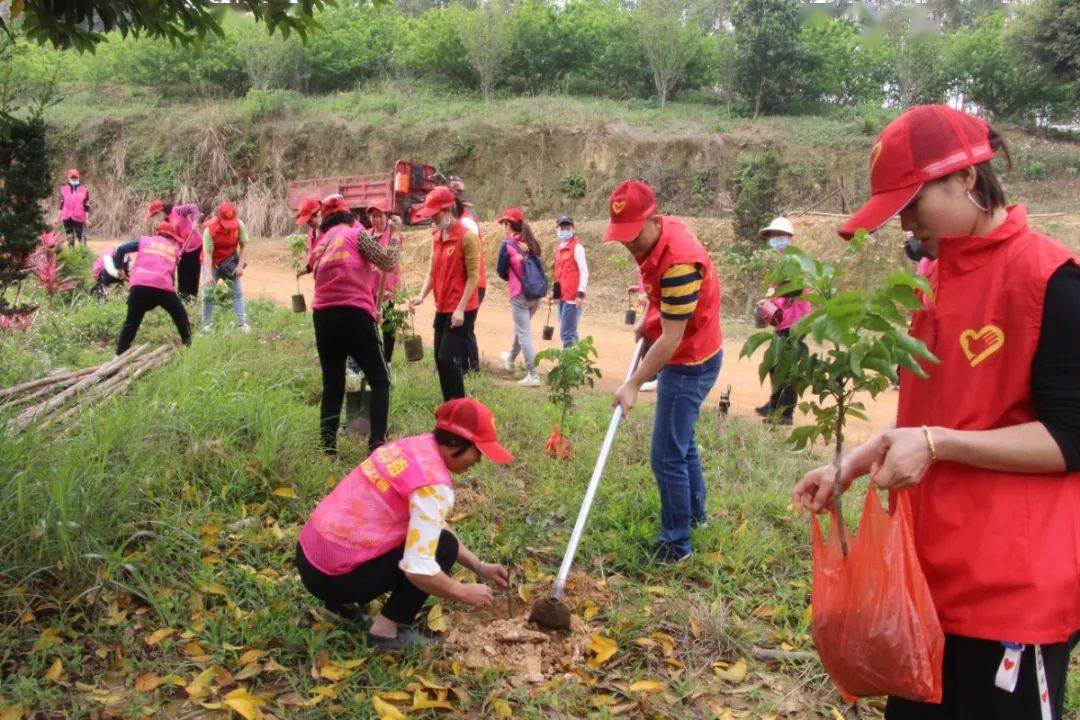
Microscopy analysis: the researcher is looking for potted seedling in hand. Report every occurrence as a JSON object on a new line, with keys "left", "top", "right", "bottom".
{"left": 739, "top": 230, "right": 937, "bottom": 551}
{"left": 288, "top": 233, "right": 309, "bottom": 313}
{"left": 535, "top": 337, "right": 602, "bottom": 460}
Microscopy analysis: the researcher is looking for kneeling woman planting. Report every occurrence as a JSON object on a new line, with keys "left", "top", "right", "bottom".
{"left": 295, "top": 398, "right": 513, "bottom": 651}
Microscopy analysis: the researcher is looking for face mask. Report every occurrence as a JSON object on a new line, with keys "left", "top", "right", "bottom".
{"left": 556, "top": 229, "right": 573, "bottom": 241}
{"left": 69, "top": 180, "right": 79, "bottom": 187}
{"left": 768, "top": 236, "right": 789, "bottom": 252}
{"left": 437, "top": 216, "right": 453, "bottom": 230}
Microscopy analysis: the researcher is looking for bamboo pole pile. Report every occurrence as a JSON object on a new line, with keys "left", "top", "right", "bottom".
{"left": 2, "top": 344, "right": 175, "bottom": 434}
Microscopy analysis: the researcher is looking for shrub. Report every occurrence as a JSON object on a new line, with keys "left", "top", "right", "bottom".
{"left": 560, "top": 172, "right": 587, "bottom": 199}
{"left": 730, "top": 150, "right": 782, "bottom": 247}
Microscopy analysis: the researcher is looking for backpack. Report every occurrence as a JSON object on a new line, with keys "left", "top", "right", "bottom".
{"left": 520, "top": 253, "right": 549, "bottom": 300}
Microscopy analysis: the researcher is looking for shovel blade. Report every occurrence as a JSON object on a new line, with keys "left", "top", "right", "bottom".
{"left": 529, "top": 597, "right": 572, "bottom": 631}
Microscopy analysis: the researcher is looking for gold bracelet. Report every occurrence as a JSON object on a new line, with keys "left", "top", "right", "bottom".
{"left": 921, "top": 425, "right": 937, "bottom": 463}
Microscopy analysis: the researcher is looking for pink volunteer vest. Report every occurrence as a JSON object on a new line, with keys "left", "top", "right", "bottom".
{"left": 60, "top": 185, "right": 88, "bottom": 223}
{"left": 128, "top": 235, "right": 180, "bottom": 292}
{"left": 310, "top": 224, "right": 380, "bottom": 315}
{"left": 299, "top": 434, "right": 454, "bottom": 575}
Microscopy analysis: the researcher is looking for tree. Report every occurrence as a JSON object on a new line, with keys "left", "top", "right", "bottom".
{"left": 730, "top": 0, "right": 805, "bottom": 117}
{"left": 455, "top": 0, "right": 514, "bottom": 102}
{"left": 4, "top": 0, "right": 334, "bottom": 52}
{"left": 633, "top": 0, "right": 703, "bottom": 109}
{"left": 800, "top": 15, "right": 890, "bottom": 107}
{"left": 730, "top": 150, "right": 782, "bottom": 247}
{"left": 0, "top": 114, "right": 50, "bottom": 314}
{"left": 740, "top": 233, "right": 937, "bottom": 539}
{"left": 1007, "top": 0, "right": 1080, "bottom": 112}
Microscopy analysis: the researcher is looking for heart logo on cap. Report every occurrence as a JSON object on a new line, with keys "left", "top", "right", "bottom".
{"left": 1003, "top": 658, "right": 1015, "bottom": 671}
{"left": 611, "top": 200, "right": 626, "bottom": 216}
{"left": 959, "top": 325, "right": 1004, "bottom": 367}
{"left": 869, "top": 141, "right": 883, "bottom": 171}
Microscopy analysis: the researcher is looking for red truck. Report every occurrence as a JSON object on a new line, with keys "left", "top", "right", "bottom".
{"left": 287, "top": 160, "right": 442, "bottom": 225}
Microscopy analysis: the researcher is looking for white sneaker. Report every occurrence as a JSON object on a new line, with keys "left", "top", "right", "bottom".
{"left": 640, "top": 380, "right": 658, "bottom": 392}
{"left": 518, "top": 373, "right": 542, "bottom": 387}
{"left": 500, "top": 351, "right": 514, "bottom": 372}
{"left": 238, "top": 323, "right": 251, "bottom": 334}
{"left": 201, "top": 324, "right": 212, "bottom": 333}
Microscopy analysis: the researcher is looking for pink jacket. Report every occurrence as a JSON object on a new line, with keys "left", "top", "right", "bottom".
{"left": 299, "top": 434, "right": 453, "bottom": 575}
{"left": 504, "top": 235, "right": 528, "bottom": 298}
{"left": 60, "top": 185, "right": 88, "bottom": 223}
{"left": 774, "top": 294, "right": 812, "bottom": 331}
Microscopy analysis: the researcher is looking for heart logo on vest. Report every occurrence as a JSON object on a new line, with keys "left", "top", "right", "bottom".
{"left": 611, "top": 200, "right": 626, "bottom": 216}
{"left": 959, "top": 325, "right": 1005, "bottom": 367}
{"left": 445, "top": 246, "right": 455, "bottom": 256}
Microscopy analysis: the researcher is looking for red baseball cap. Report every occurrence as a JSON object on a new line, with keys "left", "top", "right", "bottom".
{"left": 435, "top": 398, "right": 514, "bottom": 464}
{"left": 146, "top": 199, "right": 166, "bottom": 218}
{"left": 67, "top": 168, "right": 80, "bottom": 180}
{"left": 295, "top": 197, "right": 321, "bottom": 225}
{"left": 155, "top": 221, "right": 182, "bottom": 243}
{"left": 839, "top": 105, "right": 995, "bottom": 240}
{"left": 216, "top": 202, "right": 239, "bottom": 229}
{"left": 368, "top": 198, "right": 390, "bottom": 214}
{"left": 415, "top": 187, "right": 457, "bottom": 219}
{"left": 497, "top": 208, "right": 523, "bottom": 225}
{"left": 604, "top": 180, "right": 657, "bottom": 243}
{"left": 320, "top": 194, "right": 351, "bottom": 216}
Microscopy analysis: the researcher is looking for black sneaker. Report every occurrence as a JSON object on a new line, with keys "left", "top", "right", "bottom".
{"left": 367, "top": 627, "right": 437, "bottom": 652}
{"left": 324, "top": 604, "right": 369, "bottom": 626}
{"left": 652, "top": 542, "right": 692, "bottom": 566}
{"left": 754, "top": 404, "right": 772, "bottom": 417}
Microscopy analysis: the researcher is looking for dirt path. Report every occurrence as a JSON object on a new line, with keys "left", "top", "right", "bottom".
{"left": 89, "top": 238, "right": 897, "bottom": 442}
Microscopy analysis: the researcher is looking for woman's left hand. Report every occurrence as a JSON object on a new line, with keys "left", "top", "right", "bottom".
{"left": 478, "top": 562, "right": 509, "bottom": 588}
{"left": 872, "top": 427, "right": 934, "bottom": 491}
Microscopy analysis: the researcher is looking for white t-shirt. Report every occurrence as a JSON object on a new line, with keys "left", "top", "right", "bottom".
{"left": 398, "top": 485, "right": 455, "bottom": 576}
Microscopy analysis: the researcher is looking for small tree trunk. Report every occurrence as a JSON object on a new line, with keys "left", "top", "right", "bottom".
{"left": 832, "top": 402, "right": 849, "bottom": 557}
{"left": 754, "top": 75, "right": 765, "bottom": 119}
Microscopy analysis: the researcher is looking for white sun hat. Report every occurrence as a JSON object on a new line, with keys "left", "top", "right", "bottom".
{"left": 759, "top": 216, "right": 795, "bottom": 238}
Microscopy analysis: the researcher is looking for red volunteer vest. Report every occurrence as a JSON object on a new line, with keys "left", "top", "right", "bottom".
{"left": 431, "top": 221, "right": 480, "bottom": 314}
{"left": 310, "top": 224, "right": 380, "bottom": 315}
{"left": 897, "top": 205, "right": 1080, "bottom": 644}
{"left": 206, "top": 218, "right": 240, "bottom": 266}
{"left": 60, "top": 185, "right": 88, "bottom": 223}
{"left": 555, "top": 237, "right": 582, "bottom": 300}
{"left": 637, "top": 217, "right": 723, "bottom": 365}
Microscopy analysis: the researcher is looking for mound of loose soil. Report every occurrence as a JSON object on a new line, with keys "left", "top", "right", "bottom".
{"left": 442, "top": 571, "right": 611, "bottom": 686}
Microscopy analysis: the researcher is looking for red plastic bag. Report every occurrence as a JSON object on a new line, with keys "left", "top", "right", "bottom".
{"left": 810, "top": 487, "right": 945, "bottom": 703}
{"left": 544, "top": 426, "right": 572, "bottom": 460}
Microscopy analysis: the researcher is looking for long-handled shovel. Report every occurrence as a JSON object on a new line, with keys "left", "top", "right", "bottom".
{"left": 529, "top": 338, "right": 645, "bottom": 631}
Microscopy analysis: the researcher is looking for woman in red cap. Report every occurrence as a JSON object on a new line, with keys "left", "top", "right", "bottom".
{"left": 793, "top": 105, "right": 1080, "bottom": 720}
{"left": 496, "top": 208, "right": 545, "bottom": 387}
{"left": 295, "top": 397, "right": 512, "bottom": 651}
{"left": 58, "top": 168, "right": 90, "bottom": 248}
{"left": 112, "top": 222, "right": 192, "bottom": 353}
{"left": 409, "top": 187, "right": 483, "bottom": 400}
{"left": 147, "top": 199, "right": 202, "bottom": 300}
{"left": 308, "top": 195, "right": 400, "bottom": 455}
{"left": 201, "top": 201, "right": 250, "bottom": 333}
{"left": 367, "top": 200, "right": 406, "bottom": 362}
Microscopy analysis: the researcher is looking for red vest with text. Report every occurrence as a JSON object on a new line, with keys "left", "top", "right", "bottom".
{"left": 431, "top": 221, "right": 480, "bottom": 314}
{"left": 206, "top": 218, "right": 240, "bottom": 266}
{"left": 637, "top": 217, "right": 723, "bottom": 365}
{"left": 897, "top": 205, "right": 1080, "bottom": 644}
{"left": 128, "top": 235, "right": 180, "bottom": 293}
{"left": 554, "top": 237, "right": 582, "bottom": 300}
{"left": 310, "top": 224, "right": 380, "bottom": 316}
{"left": 60, "top": 185, "right": 88, "bottom": 223}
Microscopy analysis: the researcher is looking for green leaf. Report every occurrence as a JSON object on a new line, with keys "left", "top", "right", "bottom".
{"left": 739, "top": 331, "right": 774, "bottom": 360}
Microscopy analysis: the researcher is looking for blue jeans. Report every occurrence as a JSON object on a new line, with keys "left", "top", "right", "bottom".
{"left": 201, "top": 268, "right": 247, "bottom": 326}
{"left": 557, "top": 300, "right": 581, "bottom": 347}
{"left": 650, "top": 350, "right": 722, "bottom": 555}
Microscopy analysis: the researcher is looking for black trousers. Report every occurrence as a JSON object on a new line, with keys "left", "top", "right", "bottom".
{"left": 885, "top": 633, "right": 1078, "bottom": 720}
{"left": 91, "top": 273, "right": 123, "bottom": 300}
{"left": 382, "top": 327, "right": 396, "bottom": 364}
{"left": 767, "top": 329, "right": 799, "bottom": 419}
{"left": 62, "top": 219, "right": 85, "bottom": 247}
{"left": 295, "top": 531, "right": 458, "bottom": 625}
{"left": 466, "top": 288, "right": 485, "bottom": 371}
{"left": 313, "top": 306, "right": 390, "bottom": 453}
{"left": 433, "top": 309, "right": 478, "bottom": 401}
{"left": 116, "top": 285, "right": 191, "bottom": 354}
{"left": 177, "top": 249, "right": 201, "bottom": 299}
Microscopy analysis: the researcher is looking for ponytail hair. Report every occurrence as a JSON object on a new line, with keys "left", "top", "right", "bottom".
{"left": 510, "top": 220, "right": 542, "bottom": 258}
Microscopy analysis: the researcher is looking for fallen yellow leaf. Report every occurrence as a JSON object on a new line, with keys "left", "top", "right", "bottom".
{"left": 830, "top": 708, "right": 845, "bottom": 720}
{"left": 650, "top": 631, "right": 675, "bottom": 657}
{"left": 201, "top": 583, "right": 229, "bottom": 596}
{"left": 581, "top": 600, "right": 600, "bottom": 622}
{"left": 43, "top": 658, "right": 63, "bottom": 682}
{"left": 272, "top": 486, "right": 297, "bottom": 498}
{"left": 379, "top": 691, "right": 411, "bottom": 701}
{"left": 371, "top": 695, "right": 404, "bottom": 719}
{"left": 320, "top": 664, "right": 350, "bottom": 682}
{"left": 222, "top": 688, "right": 266, "bottom": 720}
{"left": 412, "top": 688, "right": 453, "bottom": 710}
{"left": 416, "top": 675, "right": 445, "bottom": 690}
{"left": 182, "top": 641, "right": 208, "bottom": 658}
{"left": 689, "top": 617, "right": 701, "bottom": 638}
{"left": 628, "top": 679, "right": 666, "bottom": 693}
{"left": 427, "top": 604, "right": 448, "bottom": 633}
{"left": 238, "top": 649, "right": 265, "bottom": 666}
{"left": 588, "top": 634, "right": 618, "bottom": 667}
{"left": 713, "top": 658, "right": 748, "bottom": 683}
{"left": 134, "top": 673, "right": 165, "bottom": 692}
{"left": 145, "top": 628, "right": 177, "bottom": 646}
{"left": 32, "top": 628, "right": 61, "bottom": 652}
{"left": 492, "top": 698, "right": 513, "bottom": 718}
{"left": 752, "top": 605, "right": 779, "bottom": 619}
{"left": 185, "top": 666, "right": 218, "bottom": 699}
{"left": 0, "top": 703, "right": 26, "bottom": 720}
{"left": 301, "top": 683, "right": 342, "bottom": 707}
